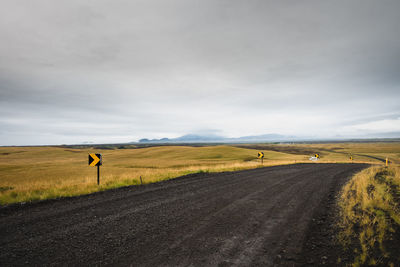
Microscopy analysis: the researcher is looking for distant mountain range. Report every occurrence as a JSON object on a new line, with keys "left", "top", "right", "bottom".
{"left": 136, "top": 132, "right": 400, "bottom": 144}
{"left": 137, "top": 134, "right": 297, "bottom": 143}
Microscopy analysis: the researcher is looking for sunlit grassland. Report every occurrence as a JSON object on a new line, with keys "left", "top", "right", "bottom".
{"left": 304, "top": 143, "right": 400, "bottom": 165}
{"left": 0, "top": 145, "right": 304, "bottom": 204}
{"left": 238, "top": 142, "right": 400, "bottom": 164}
{"left": 0, "top": 143, "right": 398, "bottom": 205}
{"left": 338, "top": 166, "right": 400, "bottom": 266}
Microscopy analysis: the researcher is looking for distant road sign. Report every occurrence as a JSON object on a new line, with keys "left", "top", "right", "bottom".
{"left": 315, "top": 154, "right": 320, "bottom": 159}
{"left": 89, "top": 153, "right": 102, "bottom": 167}
{"left": 258, "top": 152, "right": 264, "bottom": 159}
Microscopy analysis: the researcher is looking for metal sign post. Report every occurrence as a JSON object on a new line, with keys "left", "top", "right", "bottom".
{"left": 89, "top": 153, "right": 102, "bottom": 185}
{"left": 97, "top": 165, "right": 100, "bottom": 185}
{"left": 258, "top": 152, "right": 264, "bottom": 164}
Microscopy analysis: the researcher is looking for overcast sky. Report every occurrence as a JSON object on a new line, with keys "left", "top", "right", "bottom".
{"left": 1, "top": 0, "right": 400, "bottom": 145}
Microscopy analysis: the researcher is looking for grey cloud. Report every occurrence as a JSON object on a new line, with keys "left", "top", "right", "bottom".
{"left": 0, "top": 0, "right": 399, "bottom": 145}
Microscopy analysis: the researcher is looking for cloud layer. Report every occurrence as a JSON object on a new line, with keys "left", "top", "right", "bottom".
{"left": 1, "top": 0, "right": 400, "bottom": 145}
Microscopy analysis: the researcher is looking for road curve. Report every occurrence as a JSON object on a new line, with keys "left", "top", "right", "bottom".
{"left": 0, "top": 163, "right": 368, "bottom": 266}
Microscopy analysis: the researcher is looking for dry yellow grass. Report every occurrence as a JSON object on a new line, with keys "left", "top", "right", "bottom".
{"left": 239, "top": 142, "right": 400, "bottom": 165}
{"left": 0, "top": 145, "right": 306, "bottom": 204}
{"left": 0, "top": 143, "right": 398, "bottom": 205}
{"left": 338, "top": 166, "right": 400, "bottom": 266}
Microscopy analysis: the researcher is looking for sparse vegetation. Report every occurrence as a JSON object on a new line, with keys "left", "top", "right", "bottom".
{"left": 0, "top": 143, "right": 398, "bottom": 205}
{"left": 0, "top": 145, "right": 303, "bottom": 205}
{"left": 338, "top": 166, "right": 400, "bottom": 266}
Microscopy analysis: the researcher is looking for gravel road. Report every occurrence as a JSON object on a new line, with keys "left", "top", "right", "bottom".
{"left": 0, "top": 163, "right": 368, "bottom": 266}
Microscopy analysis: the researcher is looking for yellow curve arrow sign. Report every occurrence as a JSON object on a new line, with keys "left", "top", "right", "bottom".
{"left": 89, "top": 153, "right": 100, "bottom": 167}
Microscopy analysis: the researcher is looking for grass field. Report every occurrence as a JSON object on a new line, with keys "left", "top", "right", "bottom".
{"left": 0, "top": 143, "right": 399, "bottom": 205}
{"left": 338, "top": 166, "right": 400, "bottom": 266}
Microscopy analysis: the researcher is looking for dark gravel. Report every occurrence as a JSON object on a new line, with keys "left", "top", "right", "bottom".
{"left": 0, "top": 163, "right": 368, "bottom": 266}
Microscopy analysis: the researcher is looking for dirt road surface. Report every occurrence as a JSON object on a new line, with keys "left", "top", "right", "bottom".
{"left": 0, "top": 163, "right": 367, "bottom": 266}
